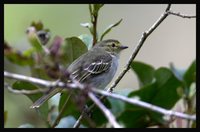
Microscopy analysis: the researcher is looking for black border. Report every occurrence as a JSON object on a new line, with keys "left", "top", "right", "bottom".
{"left": 2, "top": 1, "right": 198, "bottom": 130}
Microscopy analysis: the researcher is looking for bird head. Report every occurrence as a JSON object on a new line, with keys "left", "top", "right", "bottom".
{"left": 95, "top": 39, "right": 128, "bottom": 55}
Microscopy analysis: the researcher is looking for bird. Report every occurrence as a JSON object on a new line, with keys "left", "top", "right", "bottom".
{"left": 30, "top": 39, "right": 128, "bottom": 108}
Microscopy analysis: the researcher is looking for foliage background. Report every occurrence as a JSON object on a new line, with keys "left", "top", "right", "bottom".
{"left": 4, "top": 4, "right": 195, "bottom": 127}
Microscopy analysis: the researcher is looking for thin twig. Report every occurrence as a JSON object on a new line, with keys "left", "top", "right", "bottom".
{"left": 70, "top": 78, "right": 121, "bottom": 128}
{"left": 92, "top": 88, "right": 196, "bottom": 121}
{"left": 4, "top": 71, "right": 64, "bottom": 88}
{"left": 108, "top": 4, "right": 171, "bottom": 92}
{"left": 73, "top": 114, "right": 84, "bottom": 128}
{"left": 167, "top": 10, "right": 196, "bottom": 19}
{"left": 51, "top": 92, "right": 72, "bottom": 128}
{"left": 4, "top": 83, "right": 47, "bottom": 94}
{"left": 4, "top": 71, "right": 196, "bottom": 121}
{"left": 73, "top": 106, "right": 96, "bottom": 128}
{"left": 4, "top": 71, "right": 121, "bottom": 128}
{"left": 88, "top": 92, "right": 122, "bottom": 128}
{"left": 92, "top": 14, "right": 98, "bottom": 46}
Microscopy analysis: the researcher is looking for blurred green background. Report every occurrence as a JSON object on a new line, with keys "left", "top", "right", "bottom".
{"left": 4, "top": 4, "right": 196, "bottom": 128}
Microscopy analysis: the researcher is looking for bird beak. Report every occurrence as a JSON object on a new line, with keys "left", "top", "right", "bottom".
{"left": 119, "top": 45, "right": 128, "bottom": 49}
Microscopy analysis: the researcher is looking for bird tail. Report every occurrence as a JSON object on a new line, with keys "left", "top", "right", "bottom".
{"left": 30, "top": 87, "right": 62, "bottom": 109}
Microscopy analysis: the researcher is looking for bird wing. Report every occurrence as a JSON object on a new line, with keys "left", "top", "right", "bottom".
{"left": 71, "top": 54, "right": 112, "bottom": 82}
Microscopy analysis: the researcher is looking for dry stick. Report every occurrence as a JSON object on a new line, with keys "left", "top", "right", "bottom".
{"left": 5, "top": 71, "right": 120, "bottom": 128}
{"left": 92, "top": 14, "right": 98, "bottom": 46}
{"left": 4, "top": 71, "right": 196, "bottom": 121}
{"left": 88, "top": 92, "right": 122, "bottom": 128}
{"left": 73, "top": 4, "right": 172, "bottom": 127}
{"left": 109, "top": 4, "right": 171, "bottom": 92}
{"left": 4, "top": 82, "right": 47, "bottom": 94}
{"left": 51, "top": 92, "right": 72, "bottom": 128}
{"left": 92, "top": 88, "right": 196, "bottom": 121}
{"left": 73, "top": 114, "right": 84, "bottom": 128}
{"left": 4, "top": 71, "right": 63, "bottom": 88}
{"left": 70, "top": 79, "right": 122, "bottom": 128}
{"left": 167, "top": 10, "right": 196, "bottom": 19}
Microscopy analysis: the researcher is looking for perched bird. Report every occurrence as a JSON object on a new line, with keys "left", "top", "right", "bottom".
{"left": 30, "top": 39, "right": 128, "bottom": 108}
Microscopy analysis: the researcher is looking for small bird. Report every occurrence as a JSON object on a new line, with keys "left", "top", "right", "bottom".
{"left": 30, "top": 39, "right": 128, "bottom": 108}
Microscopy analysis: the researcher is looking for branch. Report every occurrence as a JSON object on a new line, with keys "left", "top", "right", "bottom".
{"left": 73, "top": 114, "right": 84, "bottom": 128}
{"left": 4, "top": 82, "right": 47, "bottom": 94}
{"left": 88, "top": 92, "right": 122, "bottom": 128}
{"left": 92, "top": 14, "right": 98, "bottom": 46}
{"left": 167, "top": 10, "right": 196, "bottom": 18}
{"left": 51, "top": 92, "right": 72, "bottom": 128}
{"left": 108, "top": 4, "right": 171, "bottom": 92}
{"left": 92, "top": 88, "right": 196, "bottom": 121}
{"left": 4, "top": 71, "right": 121, "bottom": 128}
{"left": 4, "top": 71, "right": 64, "bottom": 88}
{"left": 4, "top": 71, "right": 196, "bottom": 121}
{"left": 68, "top": 78, "right": 121, "bottom": 128}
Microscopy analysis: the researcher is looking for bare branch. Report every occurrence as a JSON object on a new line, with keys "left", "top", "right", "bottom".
{"left": 4, "top": 71, "right": 196, "bottom": 121}
{"left": 73, "top": 114, "right": 84, "bottom": 128}
{"left": 4, "top": 71, "right": 121, "bottom": 128}
{"left": 167, "top": 10, "right": 196, "bottom": 19}
{"left": 108, "top": 4, "right": 171, "bottom": 92}
{"left": 4, "top": 71, "right": 64, "bottom": 88}
{"left": 88, "top": 92, "right": 122, "bottom": 128}
{"left": 92, "top": 88, "right": 196, "bottom": 121}
{"left": 4, "top": 82, "right": 47, "bottom": 94}
{"left": 51, "top": 92, "right": 72, "bottom": 128}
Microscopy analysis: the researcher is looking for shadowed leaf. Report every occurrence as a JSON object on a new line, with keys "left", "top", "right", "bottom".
{"left": 78, "top": 34, "right": 93, "bottom": 50}
{"left": 131, "top": 61, "right": 155, "bottom": 87}
{"left": 60, "top": 37, "right": 88, "bottom": 67}
{"left": 12, "top": 81, "right": 49, "bottom": 120}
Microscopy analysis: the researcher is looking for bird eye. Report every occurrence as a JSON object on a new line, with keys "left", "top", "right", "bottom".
{"left": 111, "top": 43, "right": 115, "bottom": 47}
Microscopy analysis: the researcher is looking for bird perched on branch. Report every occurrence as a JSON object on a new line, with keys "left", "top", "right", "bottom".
{"left": 30, "top": 39, "right": 128, "bottom": 108}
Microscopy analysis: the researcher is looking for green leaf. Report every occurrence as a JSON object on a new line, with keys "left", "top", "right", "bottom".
{"left": 58, "top": 91, "right": 81, "bottom": 119}
{"left": 78, "top": 34, "right": 93, "bottom": 50}
{"left": 93, "top": 4, "right": 104, "bottom": 15}
{"left": 148, "top": 68, "right": 182, "bottom": 124}
{"left": 107, "top": 89, "right": 131, "bottom": 118}
{"left": 60, "top": 37, "right": 88, "bottom": 67}
{"left": 4, "top": 42, "right": 34, "bottom": 66}
{"left": 100, "top": 19, "right": 123, "bottom": 41}
{"left": 107, "top": 97, "right": 125, "bottom": 117}
{"left": 22, "top": 48, "right": 35, "bottom": 58}
{"left": 183, "top": 60, "right": 196, "bottom": 88}
{"left": 4, "top": 52, "right": 34, "bottom": 66}
{"left": 118, "top": 109, "right": 149, "bottom": 128}
{"left": 118, "top": 83, "right": 157, "bottom": 128}
{"left": 27, "top": 29, "right": 44, "bottom": 52}
{"left": 12, "top": 81, "right": 49, "bottom": 120}
{"left": 59, "top": 91, "right": 112, "bottom": 127}
{"left": 30, "top": 66, "right": 52, "bottom": 80}
{"left": 4, "top": 111, "right": 8, "bottom": 124}
{"left": 131, "top": 61, "right": 155, "bottom": 87}
{"left": 118, "top": 67, "right": 182, "bottom": 127}
{"left": 31, "top": 21, "right": 43, "bottom": 31}
{"left": 86, "top": 98, "right": 111, "bottom": 126}
{"left": 151, "top": 68, "right": 182, "bottom": 108}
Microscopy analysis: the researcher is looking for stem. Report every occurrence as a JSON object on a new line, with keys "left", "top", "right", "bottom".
{"left": 4, "top": 71, "right": 196, "bottom": 121}
{"left": 51, "top": 92, "right": 72, "bottom": 128}
{"left": 108, "top": 4, "right": 171, "bottom": 92}
{"left": 92, "top": 14, "right": 98, "bottom": 46}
